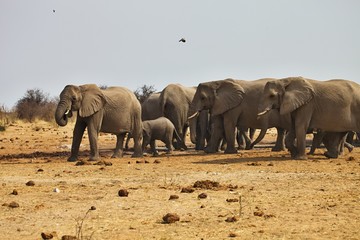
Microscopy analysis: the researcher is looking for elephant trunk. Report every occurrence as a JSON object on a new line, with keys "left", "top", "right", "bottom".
{"left": 55, "top": 100, "right": 72, "bottom": 126}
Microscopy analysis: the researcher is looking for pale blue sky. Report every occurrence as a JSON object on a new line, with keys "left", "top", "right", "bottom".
{"left": 1, "top": 0, "right": 359, "bottom": 108}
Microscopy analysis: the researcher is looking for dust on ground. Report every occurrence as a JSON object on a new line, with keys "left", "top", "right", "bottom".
{"left": 1, "top": 121, "right": 360, "bottom": 240}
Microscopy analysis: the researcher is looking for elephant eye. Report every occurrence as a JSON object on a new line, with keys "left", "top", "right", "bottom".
{"left": 71, "top": 96, "right": 77, "bottom": 102}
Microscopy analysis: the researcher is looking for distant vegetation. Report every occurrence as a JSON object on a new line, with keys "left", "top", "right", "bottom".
{"left": 15, "top": 88, "right": 58, "bottom": 123}
{"left": 134, "top": 84, "right": 157, "bottom": 103}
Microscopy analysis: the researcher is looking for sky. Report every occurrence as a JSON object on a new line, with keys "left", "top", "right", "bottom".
{"left": 1, "top": 0, "right": 359, "bottom": 109}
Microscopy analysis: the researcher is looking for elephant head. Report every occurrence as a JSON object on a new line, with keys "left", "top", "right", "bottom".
{"left": 189, "top": 79, "right": 245, "bottom": 117}
{"left": 258, "top": 77, "right": 315, "bottom": 116}
{"left": 55, "top": 84, "right": 106, "bottom": 126}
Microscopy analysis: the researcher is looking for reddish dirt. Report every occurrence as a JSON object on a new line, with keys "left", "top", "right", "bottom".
{"left": 1, "top": 121, "right": 360, "bottom": 239}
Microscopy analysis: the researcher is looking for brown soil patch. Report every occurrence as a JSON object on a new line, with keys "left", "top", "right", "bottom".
{"left": 0, "top": 121, "right": 360, "bottom": 239}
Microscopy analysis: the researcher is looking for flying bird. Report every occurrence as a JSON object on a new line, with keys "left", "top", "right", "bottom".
{"left": 53, "top": 9, "right": 56, "bottom": 13}
{"left": 179, "top": 38, "right": 186, "bottom": 43}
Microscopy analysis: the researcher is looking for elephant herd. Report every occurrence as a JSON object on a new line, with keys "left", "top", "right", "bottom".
{"left": 55, "top": 76, "right": 360, "bottom": 162}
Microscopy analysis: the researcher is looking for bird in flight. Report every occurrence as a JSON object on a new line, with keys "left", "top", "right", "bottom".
{"left": 53, "top": 9, "right": 56, "bottom": 13}
{"left": 179, "top": 38, "right": 186, "bottom": 43}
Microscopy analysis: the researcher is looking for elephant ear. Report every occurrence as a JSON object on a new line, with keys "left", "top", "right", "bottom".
{"left": 212, "top": 79, "right": 245, "bottom": 115}
{"left": 280, "top": 77, "right": 315, "bottom": 115}
{"left": 78, "top": 84, "right": 106, "bottom": 117}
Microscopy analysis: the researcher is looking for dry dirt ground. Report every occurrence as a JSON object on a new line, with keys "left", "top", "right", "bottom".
{"left": 1, "top": 121, "right": 360, "bottom": 240}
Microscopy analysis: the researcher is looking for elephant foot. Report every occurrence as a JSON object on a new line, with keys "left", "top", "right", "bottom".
{"left": 293, "top": 154, "right": 307, "bottom": 160}
{"left": 131, "top": 152, "right": 143, "bottom": 158}
{"left": 89, "top": 155, "right": 100, "bottom": 161}
{"left": 224, "top": 148, "right": 238, "bottom": 154}
{"left": 111, "top": 151, "right": 123, "bottom": 158}
{"left": 237, "top": 145, "right": 245, "bottom": 150}
{"left": 324, "top": 151, "right": 339, "bottom": 159}
{"left": 152, "top": 152, "right": 160, "bottom": 157}
{"left": 245, "top": 144, "right": 254, "bottom": 150}
{"left": 204, "top": 147, "right": 218, "bottom": 154}
{"left": 307, "top": 150, "right": 315, "bottom": 155}
{"left": 67, "top": 156, "right": 78, "bottom": 162}
{"left": 271, "top": 146, "right": 285, "bottom": 152}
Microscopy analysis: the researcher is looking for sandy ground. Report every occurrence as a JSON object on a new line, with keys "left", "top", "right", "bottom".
{"left": 0, "top": 121, "right": 360, "bottom": 240}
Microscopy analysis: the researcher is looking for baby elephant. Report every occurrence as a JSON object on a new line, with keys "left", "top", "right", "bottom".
{"left": 142, "top": 117, "right": 186, "bottom": 156}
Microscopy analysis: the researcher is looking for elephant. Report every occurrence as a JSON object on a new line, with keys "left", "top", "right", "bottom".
{"left": 142, "top": 117, "right": 184, "bottom": 156}
{"left": 55, "top": 84, "right": 143, "bottom": 161}
{"left": 309, "top": 131, "right": 352, "bottom": 158}
{"left": 142, "top": 92, "right": 163, "bottom": 121}
{"left": 257, "top": 76, "right": 360, "bottom": 159}
{"left": 125, "top": 92, "right": 163, "bottom": 150}
{"left": 159, "top": 84, "right": 202, "bottom": 150}
{"left": 189, "top": 78, "right": 290, "bottom": 154}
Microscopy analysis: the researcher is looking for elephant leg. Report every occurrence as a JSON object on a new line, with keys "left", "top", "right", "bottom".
{"left": 87, "top": 121, "right": 101, "bottom": 161}
{"left": 69, "top": 120, "right": 86, "bottom": 162}
{"left": 241, "top": 130, "right": 252, "bottom": 150}
{"left": 295, "top": 131, "right": 307, "bottom": 159}
{"left": 204, "top": 116, "right": 223, "bottom": 153}
{"left": 131, "top": 130, "right": 143, "bottom": 158}
{"left": 112, "top": 133, "right": 126, "bottom": 158}
{"left": 285, "top": 129, "right": 297, "bottom": 158}
{"left": 165, "top": 139, "right": 173, "bottom": 154}
{"left": 272, "top": 128, "right": 286, "bottom": 151}
{"left": 223, "top": 116, "right": 237, "bottom": 154}
{"left": 150, "top": 140, "right": 159, "bottom": 156}
{"left": 308, "top": 131, "right": 325, "bottom": 155}
{"left": 124, "top": 133, "right": 131, "bottom": 150}
{"left": 236, "top": 130, "right": 246, "bottom": 150}
{"left": 249, "top": 128, "right": 266, "bottom": 150}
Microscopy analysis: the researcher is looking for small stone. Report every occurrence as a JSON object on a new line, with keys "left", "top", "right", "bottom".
{"left": 90, "top": 206, "right": 96, "bottom": 210}
{"left": 118, "top": 189, "right": 129, "bottom": 197}
{"left": 38, "top": 168, "right": 44, "bottom": 172}
{"left": 8, "top": 201, "right": 20, "bottom": 208}
{"left": 26, "top": 180, "right": 35, "bottom": 186}
{"left": 162, "top": 213, "right": 180, "bottom": 224}
{"left": 169, "top": 195, "right": 179, "bottom": 200}
{"left": 181, "top": 187, "right": 194, "bottom": 193}
{"left": 229, "top": 233, "right": 237, "bottom": 238}
{"left": 153, "top": 159, "right": 161, "bottom": 164}
{"left": 225, "top": 216, "right": 238, "bottom": 222}
{"left": 41, "top": 232, "right": 55, "bottom": 239}
{"left": 61, "top": 235, "right": 77, "bottom": 240}
{"left": 226, "top": 198, "right": 239, "bottom": 203}
{"left": 53, "top": 188, "right": 60, "bottom": 193}
{"left": 198, "top": 193, "right": 207, "bottom": 199}
{"left": 11, "top": 189, "right": 18, "bottom": 195}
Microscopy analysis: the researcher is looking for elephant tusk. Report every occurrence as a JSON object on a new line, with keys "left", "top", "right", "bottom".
{"left": 188, "top": 111, "right": 199, "bottom": 120}
{"left": 257, "top": 108, "right": 271, "bottom": 117}
{"left": 64, "top": 109, "right": 71, "bottom": 115}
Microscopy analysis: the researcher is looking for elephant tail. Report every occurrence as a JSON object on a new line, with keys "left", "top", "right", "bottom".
{"left": 249, "top": 128, "right": 266, "bottom": 149}
{"left": 174, "top": 128, "right": 187, "bottom": 150}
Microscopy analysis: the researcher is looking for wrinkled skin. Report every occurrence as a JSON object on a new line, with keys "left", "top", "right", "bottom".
{"left": 189, "top": 78, "right": 290, "bottom": 154}
{"left": 160, "top": 84, "right": 207, "bottom": 150}
{"left": 125, "top": 92, "right": 163, "bottom": 150}
{"left": 142, "top": 117, "right": 185, "bottom": 156}
{"left": 55, "top": 84, "right": 143, "bottom": 161}
{"left": 258, "top": 77, "right": 360, "bottom": 159}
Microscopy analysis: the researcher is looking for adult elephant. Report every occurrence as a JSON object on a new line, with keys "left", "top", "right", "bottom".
{"left": 258, "top": 76, "right": 360, "bottom": 159}
{"left": 189, "top": 78, "right": 290, "bottom": 154}
{"left": 142, "top": 92, "right": 162, "bottom": 120}
{"left": 55, "top": 84, "right": 143, "bottom": 161}
{"left": 159, "top": 84, "right": 198, "bottom": 149}
{"left": 125, "top": 92, "right": 162, "bottom": 150}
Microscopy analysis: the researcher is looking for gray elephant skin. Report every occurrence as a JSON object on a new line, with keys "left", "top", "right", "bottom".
{"left": 125, "top": 92, "right": 163, "bottom": 150}
{"left": 189, "top": 78, "right": 290, "bottom": 154}
{"left": 142, "top": 117, "right": 184, "bottom": 156}
{"left": 159, "top": 83, "right": 206, "bottom": 150}
{"left": 55, "top": 84, "right": 143, "bottom": 161}
{"left": 258, "top": 76, "right": 360, "bottom": 159}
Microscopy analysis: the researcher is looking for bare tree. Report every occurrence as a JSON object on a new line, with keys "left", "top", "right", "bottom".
{"left": 134, "top": 85, "right": 157, "bottom": 103}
